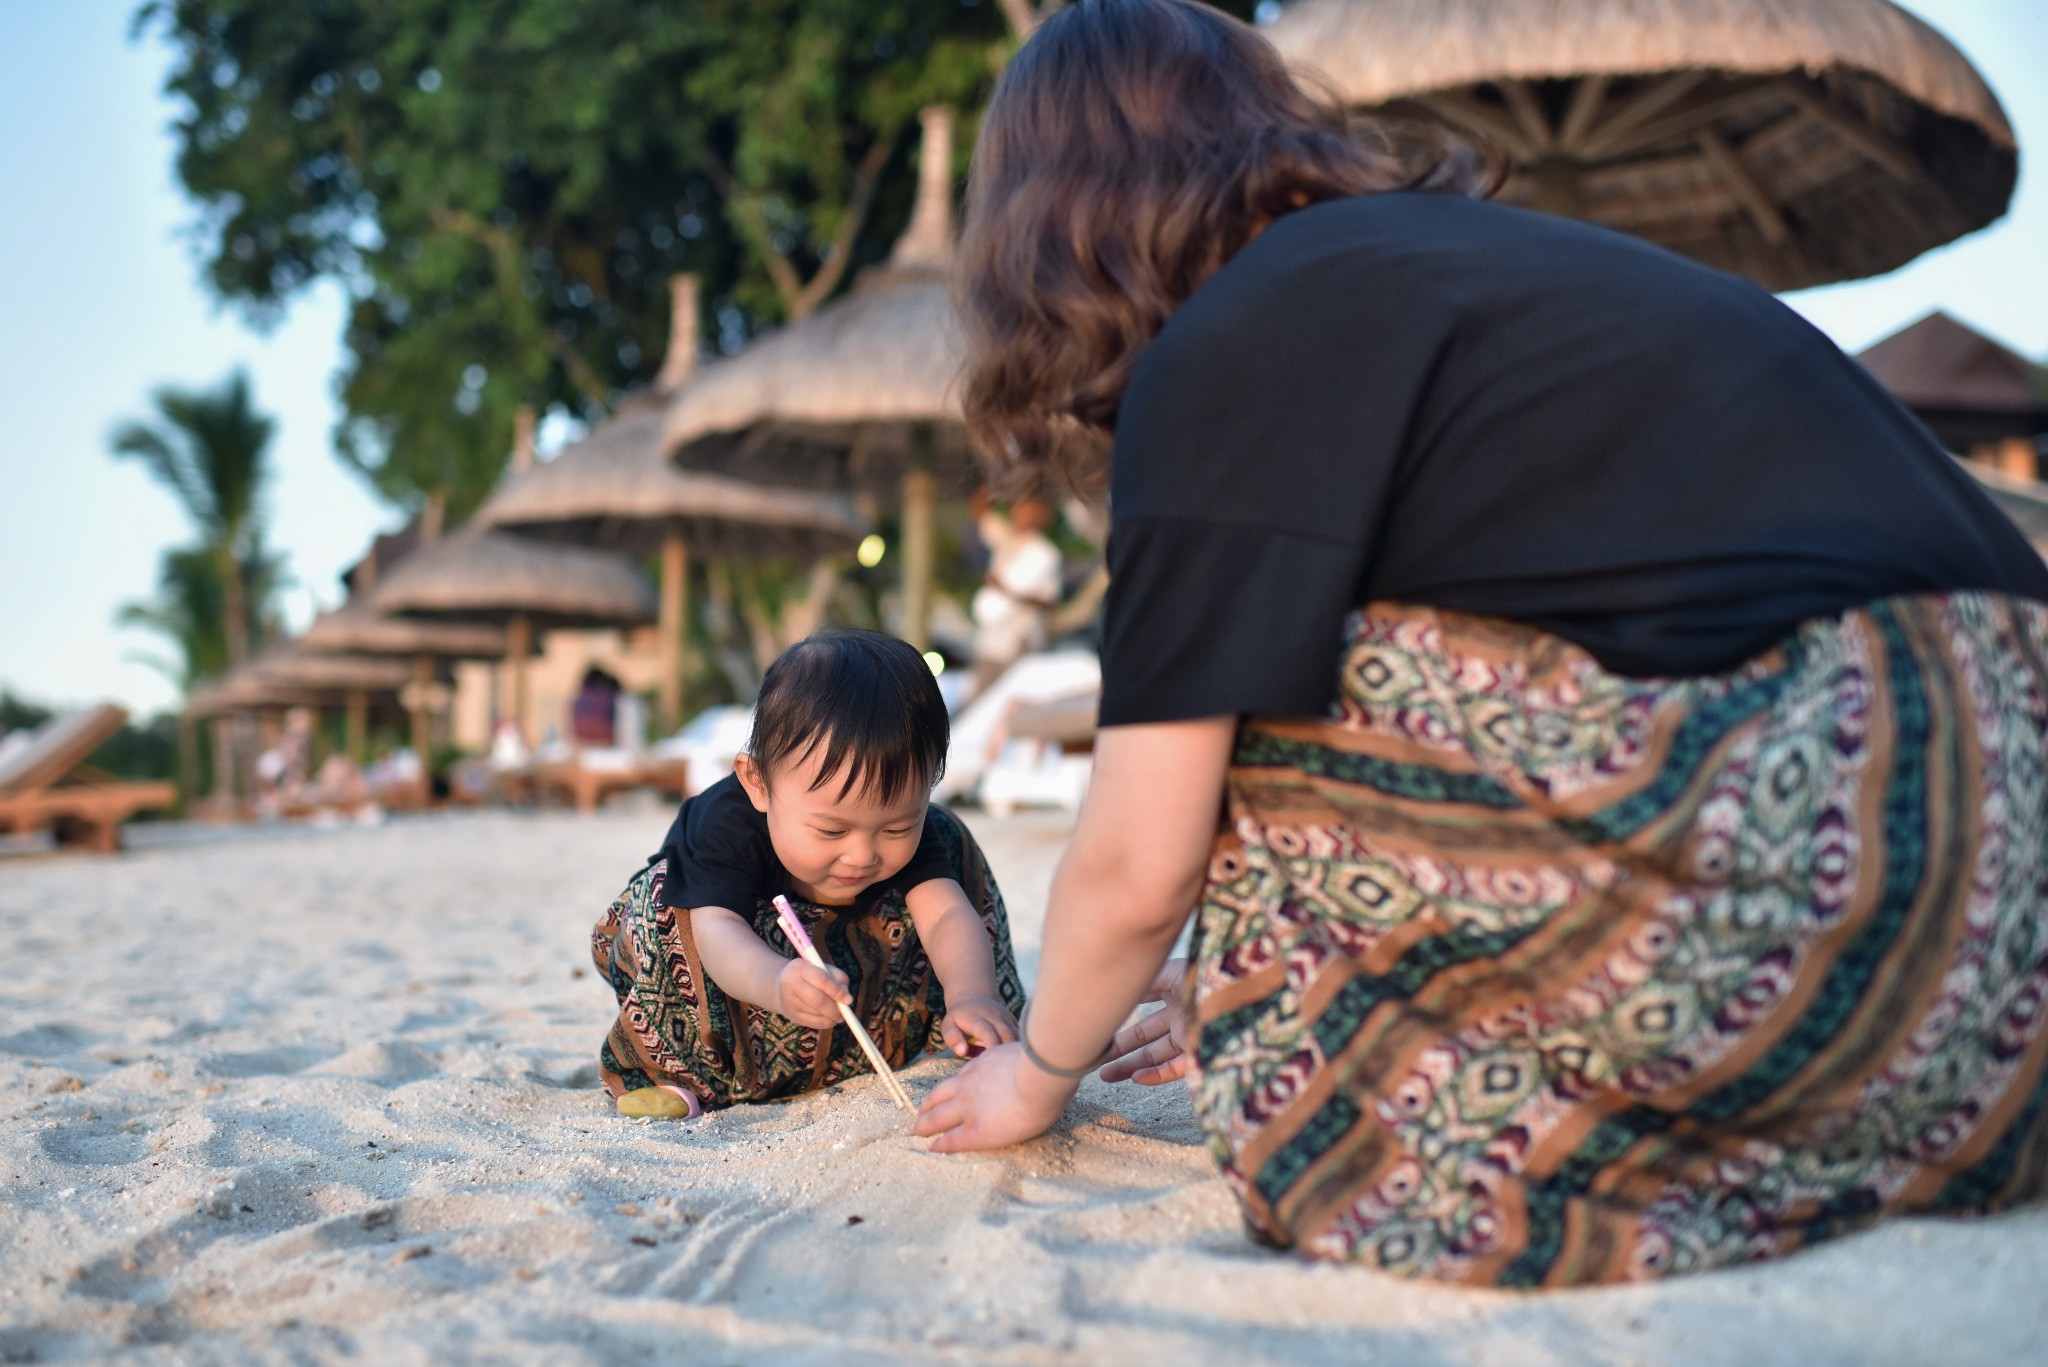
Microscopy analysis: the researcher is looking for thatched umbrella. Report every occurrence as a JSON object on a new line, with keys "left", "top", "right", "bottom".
{"left": 185, "top": 663, "right": 325, "bottom": 719}
{"left": 477, "top": 278, "right": 870, "bottom": 728}
{"left": 299, "top": 596, "right": 508, "bottom": 770}
{"left": 1264, "top": 0, "right": 2018, "bottom": 290}
{"left": 252, "top": 648, "right": 417, "bottom": 764}
{"left": 372, "top": 527, "right": 658, "bottom": 743}
{"left": 662, "top": 107, "right": 976, "bottom": 649}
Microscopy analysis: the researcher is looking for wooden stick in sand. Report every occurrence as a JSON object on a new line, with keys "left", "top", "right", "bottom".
{"left": 773, "top": 895, "right": 916, "bottom": 1113}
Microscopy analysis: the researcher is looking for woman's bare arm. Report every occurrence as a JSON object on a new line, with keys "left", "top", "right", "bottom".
{"left": 915, "top": 716, "right": 1234, "bottom": 1150}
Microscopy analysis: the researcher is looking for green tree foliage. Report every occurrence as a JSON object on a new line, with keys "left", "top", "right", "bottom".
{"left": 137, "top": 0, "right": 1029, "bottom": 521}
{"left": 117, "top": 542, "right": 288, "bottom": 693}
{"left": 0, "top": 691, "right": 52, "bottom": 735}
{"left": 111, "top": 369, "right": 282, "bottom": 671}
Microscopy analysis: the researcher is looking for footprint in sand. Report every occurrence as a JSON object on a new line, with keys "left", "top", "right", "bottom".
{"left": 192, "top": 1044, "right": 341, "bottom": 1078}
{"left": 305, "top": 1039, "right": 440, "bottom": 1084}
{"left": 34, "top": 1119, "right": 150, "bottom": 1168}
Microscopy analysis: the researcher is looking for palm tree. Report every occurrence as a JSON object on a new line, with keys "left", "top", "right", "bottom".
{"left": 112, "top": 370, "right": 278, "bottom": 668}
{"left": 117, "top": 541, "right": 288, "bottom": 691}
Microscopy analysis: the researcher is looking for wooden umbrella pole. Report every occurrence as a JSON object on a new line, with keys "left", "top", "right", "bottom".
{"left": 345, "top": 688, "right": 369, "bottom": 766}
{"left": 210, "top": 716, "right": 235, "bottom": 808}
{"left": 176, "top": 711, "right": 198, "bottom": 813}
{"left": 508, "top": 612, "right": 534, "bottom": 746}
{"left": 901, "top": 425, "right": 938, "bottom": 652}
{"left": 410, "top": 653, "right": 434, "bottom": 795}
{"left": 659, "top": 530, "right": 690, "bottom": 734}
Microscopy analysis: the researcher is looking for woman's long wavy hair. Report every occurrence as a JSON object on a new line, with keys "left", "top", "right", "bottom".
{"left": 958, "top": 0, "right": 1491, "bottom": 493}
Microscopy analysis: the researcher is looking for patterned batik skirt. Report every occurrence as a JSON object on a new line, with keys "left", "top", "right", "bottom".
{"left": 593, "top": 806, "right": 1026, "bottom": 1110}
{"left": 1189, "top": 594, "right": 2048, "bottom": 1286}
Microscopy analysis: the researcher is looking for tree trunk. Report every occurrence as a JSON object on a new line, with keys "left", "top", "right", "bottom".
{"left": 659, "top": 532, "right": 690, "bottom": 733}
{"left": 778, "top": 562, "right": 842, "bottom": 652}
{"left": 703, "top": 562, "right": 762, "bottom": 702}
{"left": 218, "top": 544, "right": 250, "bottom": 667}
{"left": 345, "top": 689, "right": 369, "bottom": 766}
{"left": 900, "top": 426, "right": 938, "bottom": 651}
{"left": 410, "top": 653, "right": 435, "bottom": 795}
{"left": 506, "top": 613, "right": 534, "bottom": 746}
{"left": 177, "top": 712, "right": 199, "bottom": 813}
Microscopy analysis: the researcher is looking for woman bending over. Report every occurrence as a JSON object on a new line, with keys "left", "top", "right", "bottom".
{"left": 916, "top": 0, "right": 2048, "bottom": 1286}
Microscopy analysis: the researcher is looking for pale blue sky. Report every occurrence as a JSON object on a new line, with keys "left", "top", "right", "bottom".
{"left": 1, "top": 1, "right": 2043, "bottom": 717}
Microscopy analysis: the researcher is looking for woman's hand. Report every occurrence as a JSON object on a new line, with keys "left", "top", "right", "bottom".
{"left": 774, "top": 958, "right": 852, "bottom": 1030}
{"left": 1098, "top": 958, "right": 1192, "bottom": 1086}
{"left": 914, "top": 1042, "right": 1075, "bottom": 1152}
{"left": 941, "top": 994, "right": 1020, "bottom": 1058}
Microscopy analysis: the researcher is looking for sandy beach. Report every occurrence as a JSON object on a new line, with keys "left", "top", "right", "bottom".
{"left": 3, "top": 805, "right": 2045, "bottom": 1366}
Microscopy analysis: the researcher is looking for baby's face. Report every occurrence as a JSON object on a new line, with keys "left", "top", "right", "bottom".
{"left": 735, "top": 750, "right": 928, "bottom": 907}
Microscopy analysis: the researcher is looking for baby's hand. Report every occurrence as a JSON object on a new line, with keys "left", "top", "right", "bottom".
{"left": 775, "top": 958, "right": 852, "bottom": 1030}
{"left": 941, "top": 995, "right": 1020, "bottom": 1058}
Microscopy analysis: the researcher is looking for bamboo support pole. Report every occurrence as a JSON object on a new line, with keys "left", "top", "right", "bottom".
{"left": 659, "top": 531, "right": 690, "bottom": 733}
{"left": 507, "top": 613, "right": 534, "bottom": 745}
{"left": 410, "top": 653, "right": 435, "bottom": 797}
{"left": 210, "top": 717, "right": 235, "bottom": 807}
{"left": 177, "top": 712, "right": 198, "bottom": 812}
{"left": 901, "top": 426, "right": 938, "bottom": 652}
{"left": 345, "top": 689, "right": 369, "bottom": 766}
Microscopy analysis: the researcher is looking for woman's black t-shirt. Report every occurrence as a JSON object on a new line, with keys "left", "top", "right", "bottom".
{"left": 1099, "top": 192, "right": 2048, "bottom": 726}
{"left": 651, "top": 773, "right": 956, "bottom": 912}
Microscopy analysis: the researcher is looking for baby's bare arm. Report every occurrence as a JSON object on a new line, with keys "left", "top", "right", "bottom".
{"left": 692, "top": 905, "right": 848, "bottom": 1029}
{"left": 905, "top": 880, "right": 1012, "bottom": 1038}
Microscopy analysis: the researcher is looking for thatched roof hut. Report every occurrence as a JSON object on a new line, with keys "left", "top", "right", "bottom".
{"left": 658, "top": 278, "right": 973, "bottom": 496}
{"left": 1264, "top": 0, "right": 2018, "bottom": 290}
{"left": 661, "top": 108, "right": 973, "bottom": 649}
{"left": 369, "top": 526, "right": 655, "bottom": 744}
{"left": 299, "top": 598, "right": 508, "bottom": 660}
{"left": 371, "top": 528, "right": 656, "bottom": 631}
{"left": 186, "top": 644, "right": 416, "bottom": 770}
{"left": 481, "top": 278, "right": 871, "bottom": 726}
{"left": 254, "top": 650, "right": 417, "bottom": 695}
{"left": 1857, "top": 312, "right": 2048, "bottom": 445}
{"left": 185, "top": 646, "right": 408, "bottom": 713}
{"left": 477, "top": 394, "right": 869, "bottom": 560}
{"left": 660, "top": 108, "right": 978, "bottom": 499}
{"left": 185, "top": 666, "right": 323, "bottom": 719}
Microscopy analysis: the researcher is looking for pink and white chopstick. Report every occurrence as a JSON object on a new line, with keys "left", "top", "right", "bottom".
{"left": 773, "top": 895, "right": 915, "bottom": 1112}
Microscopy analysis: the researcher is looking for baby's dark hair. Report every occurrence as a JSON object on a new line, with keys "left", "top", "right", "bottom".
{"left": 747, "top": 628, "right": 948, "bottom": 803}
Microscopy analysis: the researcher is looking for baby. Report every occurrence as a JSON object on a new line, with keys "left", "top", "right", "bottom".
{"left": 592, "top": 628, "right": 1025, "bottom": 1116}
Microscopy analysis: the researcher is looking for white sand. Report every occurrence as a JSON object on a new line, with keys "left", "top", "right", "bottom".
{"left": 2, "top": 806, "right": 2045, "bottom": 1366}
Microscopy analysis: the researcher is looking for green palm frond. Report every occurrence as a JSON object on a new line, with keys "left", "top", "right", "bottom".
{"left": 110, "top": 368, "right": 277, "bottom": 556}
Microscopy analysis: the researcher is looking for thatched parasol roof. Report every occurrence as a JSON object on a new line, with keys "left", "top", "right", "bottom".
{"left": 662, "top": 108, "right": 980, "bottom": 496}
{"left": 185, "top": 676, "right": 316, "bottom": 718}
{"left": 1265, "top": 0, "right": 2018, "bottom": 290}
{"left": 185, "top": 649, "right": 330, "bottom": 718}
{"left": 253, "top": 649, "right": 418, "bottom": 695}
{"left": 299, "top": 598, "right": 509, "bottom": 660}
{"left": 371, "top": 527, "right": 657, "bottom": 630}
{"left": 476, "top": 394, "right": 872, "bottom": 557}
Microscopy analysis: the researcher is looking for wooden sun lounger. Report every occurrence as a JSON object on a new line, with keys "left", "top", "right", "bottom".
{"left": 536, "top": 756, "right": 691, "bottom": 814}
{"left": 1006, "top": 689, "right": 1100, "bottom": 754}
{"left": 0, "top": 705, "right": 176, "bottom": 852}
